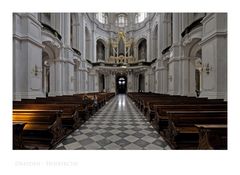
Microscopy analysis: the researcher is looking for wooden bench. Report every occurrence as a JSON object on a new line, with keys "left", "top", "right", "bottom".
{"left": 166, "top": 111, "right": 227, "bottom": 149}
{"left": 20, "top": 97, "right": 91, "bottom": 121}
{"left": 13, "top": 122, "right": 26, "bottom": 149}
{"left": 145, "top": 98, "right": 225, "bottom": 120}
{"left": 152, "top": 104, "right": 227, "bottom": 135}
{"left": 195, "top": 124, "right": 227, "bottom": 150}
{"left": 13, "top": 109, "right": 65, "bottom": 149}
{"left": 13, "top": 103, "right": 84, "bottom": 130}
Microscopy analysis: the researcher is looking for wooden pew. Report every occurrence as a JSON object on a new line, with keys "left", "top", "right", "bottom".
{"left": 13, "top": 103, "right": 84, "bottom": 130}
{"left": 195, "top": 124, "right": 227, "bottom": 150}
{"left": 145, "top": 98, "right": 225, "bottom": 120}
{"left": 13, "top": 122, "right": 26, "bottom": 149}
{"left": 13, "top": 109, "right": 65, "bottom": 149}
{"left": 152, "top": 104, "right": 227, "bottom": 135}
{"left": 166, "top": 111, "right": 227, "bottom": 149}
{"left": 20, "top": 97, "right": 91, "bottom": 121}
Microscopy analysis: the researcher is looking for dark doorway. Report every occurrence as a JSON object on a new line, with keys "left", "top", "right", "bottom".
{"left": 195, "top": 69, "right": 200, "bottom": 97}
{"left": 116, "top": 75, "right": 127, "bottom": 94}
{"left": 99, "top": 74, "right": 105, "bottom": 92}
{"left": 138, "top": 74, "right": 144, "bottom": 92}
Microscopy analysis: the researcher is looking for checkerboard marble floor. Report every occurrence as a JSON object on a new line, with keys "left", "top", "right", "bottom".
{"left": 55, "top": 94, "right": 171, "bottom": 150}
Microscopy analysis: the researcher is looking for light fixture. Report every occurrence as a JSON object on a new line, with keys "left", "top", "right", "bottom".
{"left": 32, "top": 64, "right": 41, "bottom": 76}
{"left": 204, "top": 63, "right": 212, "bottom": 75}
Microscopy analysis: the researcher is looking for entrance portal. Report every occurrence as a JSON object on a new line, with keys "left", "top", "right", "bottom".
{"left": 116, "top": 75, "right": 127, "bottom": 94}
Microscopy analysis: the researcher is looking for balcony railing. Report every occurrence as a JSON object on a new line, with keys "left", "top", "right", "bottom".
{"left": 162, "top": 45, "right": 171, "bottom": 55}
{"left": 181, "top": 17, "right": 204, "bottom": 38}
{"left": 72, "top": 48, "right": 81, "bottom": 56}
{"left": 41, "top": 22, "right": 62, "bottom": 40}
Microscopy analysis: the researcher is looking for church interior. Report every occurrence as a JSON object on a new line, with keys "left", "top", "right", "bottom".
{"left": 12, "top": 13, "right": 227, "bottom": 150}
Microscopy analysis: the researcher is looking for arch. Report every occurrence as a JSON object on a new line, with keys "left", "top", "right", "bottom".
{"left": 42, "top": 41, "right": 56, "bottom": 60}
{"left": 96, "top": 38, "right": 107, "bottom": 61}
{"left": 188, "top": 39, "right": 202, "bottom": 58}
{"left": 185, "top": 38, "right": 202, "bottom": 97}
{"left": 137, "top": 38, "right": 147, "bottom": 61}
{"left": 136, "top": 37, "right": 147, "bottom": 46}
{"left": 42, "top": 42, "right": 56, "bottom": 97}
{"left": 41, "top": 40, "right": 62, "bottom": 97}
{"left": 116, "top": 74, "right": 127, "bottom": 94}
{"left": 85, "top": 26, "right": 91, "bottom": 60}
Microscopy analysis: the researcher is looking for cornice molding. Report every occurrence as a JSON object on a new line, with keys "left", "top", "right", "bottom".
{"left": 13, "top": 34, "right": 43, "bottom": 48}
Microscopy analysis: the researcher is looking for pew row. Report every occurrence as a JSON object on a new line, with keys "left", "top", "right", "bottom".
{"left": 195, "top": 124, "right": 227, "bottom": 150}
{"left": 13, "top": 109, "right": 65, "bottom": 149}
{"left": 166, "top": 111, "right": 227, "bottom": 149}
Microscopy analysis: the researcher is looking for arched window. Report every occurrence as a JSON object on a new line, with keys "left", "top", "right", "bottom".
{"left": 96, "top": 39, "right": 105, "bottom": 60}
{"left": 116, "top": 14, "right": 128, "bottom": 27}
{"left": 138, "top": 39, "right": 147, "bottom": 61}
{"left": 135, "top": 13, "right": 147, "bottom": 23}
{"left": 96, "top": 13, "right": 108, "bottom": 24}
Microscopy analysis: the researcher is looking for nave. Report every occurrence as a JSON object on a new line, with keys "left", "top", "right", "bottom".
{"left": 55, "top": 95, "right": 171, "bottom": 150}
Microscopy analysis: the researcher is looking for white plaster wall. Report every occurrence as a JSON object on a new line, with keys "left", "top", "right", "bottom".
{"left": 127, "top": 73, "right": 133, "bottom": 92}
{"left": 200, "top": 13, "right": 227, "bottom": 100}
{"left": 13, "top": 13, "right": 44, "bottom": 100}
{"left": 13, "top": 13, "right": 227, "bottom": 100}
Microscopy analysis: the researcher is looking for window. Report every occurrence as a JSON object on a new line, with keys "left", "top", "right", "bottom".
{"left": 96, "top": 13, "right": 108, "bottom": 24}
{"left": 116, "top": 14, "right": 128, "bottom": 27}
{"left": 135, "top": 13, "right": 147, "bottom": 23}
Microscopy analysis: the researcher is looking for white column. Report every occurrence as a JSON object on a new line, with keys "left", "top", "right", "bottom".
{"left": 55, "top": 60, "right": 63, "bottom": 96}
{"left": 68, "top": 63, "right": 74, "bottom": 94}
{"left": 158, "top": 15, "right": 163, "bottom": 58}
{"left": 169, "top": 13, "right": 181, "bottom": 95}
{"left": 80, "top": 15, "right": 85, "bottom": 60}
{"left": 92, "top": 24, "right": 97, "bottom": 62}
{"left": 163, "top": 18, "right": 168, "bottom": 49}
{"left": 147, "top": 32, "right": 151, "bottom": 61}
{"left": 162, "top": 67, "right": 168, "bottom": 94}
{"left": 182, "top": 13, "right": 188, "bottom": 32}
{"left": 77, "top": 68, "right": 81, "bottom": 93}
{"left": 48, "top": 63, "right": 56, "bottom": 96}
{"left": 172, "top": 13, "right": 179, "bottom": 45}
{"left": 180, "top": 58, "right": 189, "bottom": 96}
{"left": 64, "top": 13, "right": 71, "bottom": 47}
{"left": 61, "top": 61, "right": 67, "bottom": 95}
{"left": 127, "top": 72, "right": 133, "bottom": 92}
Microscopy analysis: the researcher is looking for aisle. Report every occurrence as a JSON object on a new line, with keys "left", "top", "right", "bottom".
{"left": 55, "top": 94, "right": 171, "bottom": 150}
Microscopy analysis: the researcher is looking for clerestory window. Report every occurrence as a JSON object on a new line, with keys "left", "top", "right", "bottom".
{"left": 135, "top": 13, "right": 147, "bottom": 23}
{"left": 96, "top": 13, "right": 108, "bottom": 24}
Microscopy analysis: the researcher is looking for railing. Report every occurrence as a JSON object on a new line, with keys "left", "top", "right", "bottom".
{"left": 72, "top": 48, "right": 81, "bottom": 56}
{"left": 92, "top": 61, "right": 153, "bottom": 67}
{"left": 41, "top": 22, "right": 62, "bottom": 40}
{"left": 162, "top": 45, "right": 171, "bottom": 55}
{"left": 181, "top": 17, "right": 204, "bottom": 38}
